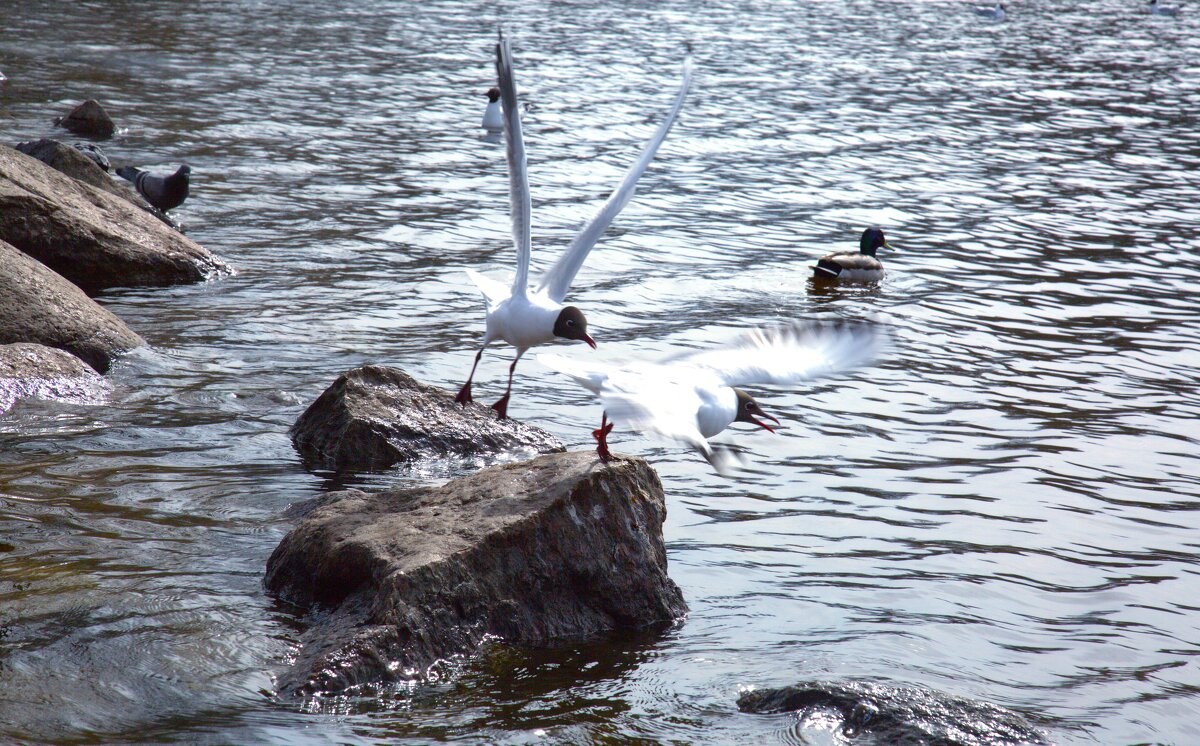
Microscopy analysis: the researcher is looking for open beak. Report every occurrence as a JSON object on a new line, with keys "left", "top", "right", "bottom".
{"left": 582, "top": 333, "right": 597, "bottom": 350}
{"left": 750, "top": 412, "right": 780, "bottom": 433}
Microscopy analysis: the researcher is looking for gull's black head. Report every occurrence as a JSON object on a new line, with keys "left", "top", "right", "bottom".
{"left": 732, "top": 388, "right": 780, "bottom": 433}
{"left": 859, "top": 226, "right": 890, "bottom": 256}
{"left": 486, "top": 87, "right": 501, "bottom": 102}
{"left": 553, "top": 306, "right": 596, "bottom": 349}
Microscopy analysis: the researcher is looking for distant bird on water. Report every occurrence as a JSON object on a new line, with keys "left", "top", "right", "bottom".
{"left": 116, "top": 164, "right": 191, "bottom": 212}
{"left": 454, "top": 32, "right": 693, "bottom": 419}
{"left": 975, "top": 2, "right": 1006, "bottom": 19}
{"left": 812, "top": 227, "right": 892, "bottom": 283}
{"left": 482, "top": 86, "right": 503, "bottom": 131}
{"left": 539, "top": 319, "right": 889, "bottom": 475}
{"left": 1148, "top": 0, "right": 1180, "bottom": 15}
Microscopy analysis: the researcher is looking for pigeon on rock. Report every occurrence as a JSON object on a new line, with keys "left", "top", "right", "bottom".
{"left": 115, "top": 164, "right": 191, "bottom": 211}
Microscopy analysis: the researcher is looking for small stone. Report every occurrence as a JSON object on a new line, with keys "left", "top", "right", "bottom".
{"left": 54, "top": 99, "right": 115, "bottom": 139}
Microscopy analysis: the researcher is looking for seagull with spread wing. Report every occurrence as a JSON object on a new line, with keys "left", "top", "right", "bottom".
{"left": 455, "top": 32, "right": 694, "bottom": 419}
{"left": 539, "top": 319, "right": 889, "bottom": 475}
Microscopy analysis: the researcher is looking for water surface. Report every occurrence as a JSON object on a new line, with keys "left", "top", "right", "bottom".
{"left": 2, "top": 0, "right": 1199, "bottom": 743}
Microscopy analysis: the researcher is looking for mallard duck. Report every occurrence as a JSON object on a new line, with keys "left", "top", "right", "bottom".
{"left": 1148, "top": 0, "right": 1180, "bottom": 15}
{"left": 975, "top": 2, "right": 1006, "bottom": 19}
{"left": 812, "top": 227, "right": 891, "bottom": 283}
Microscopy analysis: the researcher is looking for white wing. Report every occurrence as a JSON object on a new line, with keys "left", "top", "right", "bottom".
{"left": 536, "top": 353, "right": 614, "bottom": 394}
{"left": 536, "top": 53, "right": 695, "bottom": 303}
{"left": 664, "top": 319, "right": 889, "bottom": 388}
{"left": 496, "top": 33, "right": 531, "bottom": 298}
{"left": 464, "top": 268, "right": 511, "bottom": 305}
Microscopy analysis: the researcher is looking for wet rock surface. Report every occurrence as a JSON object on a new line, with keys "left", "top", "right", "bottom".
{"left": 14, "top": 138, "right": 154, "bottom": 213}
{"left": 265, "top": 451, "right": 686, "bottom": 695}
{"left": 0, "top": 239, "right": 144, "bottom": 373}
{"left": 0, "top": 342, "right": 107, "bottom": 413}
{"left": 290, "top": 365, "right": 565, "bottom": 470}
{"left": 0, "top": 144, "right": 224, "bottom": 293}
{"left": 53, "top": 98, "right": 115, "bottom": 138}
{"left": 737, "top": 680, "right": 1052, "bottom": 746}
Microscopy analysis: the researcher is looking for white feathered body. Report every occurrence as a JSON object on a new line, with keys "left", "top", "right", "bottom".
{"left": 482, "top": 100, "right": 503, "bottom": 130}
{"left": 484, "top": 291, "right": 562, "bottom": 351}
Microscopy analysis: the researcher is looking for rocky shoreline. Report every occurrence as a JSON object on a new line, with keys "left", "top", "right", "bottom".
{"left": 0, "top": 110, "right": 226, "bottom": 412}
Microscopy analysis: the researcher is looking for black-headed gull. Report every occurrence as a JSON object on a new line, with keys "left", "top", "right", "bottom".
{"left": 1148, "top": 0, "right": 1180, "bottom": 15}
{"left": 115, "top": 164, "right": 191, "bottom": 211}
{"left": 975, "top": 3, "right": 1006, "bottom": 19}
{"left": 456, "top": 32, "right": 694, "bottom": 419}
{"left": 813, "top": 227, "right": 892, "bottom": 283}
{"left": 481, "top": 86, "right": 503, "bottom": 131}
{"left": 539, "top": 319, "right": 889, "bottom": 475}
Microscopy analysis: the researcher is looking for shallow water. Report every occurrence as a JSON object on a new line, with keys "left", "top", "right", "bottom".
{"left": 2, "top": 0, "right": 1199, "bottom": 743}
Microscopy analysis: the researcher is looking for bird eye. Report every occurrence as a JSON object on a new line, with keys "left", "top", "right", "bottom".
{"left": 566, "top": 320, "right": 575, "bottom": 327}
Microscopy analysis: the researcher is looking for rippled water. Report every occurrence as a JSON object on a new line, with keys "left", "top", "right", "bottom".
{"left": 3, "top": 0, "right": 1200, "bottom": 743}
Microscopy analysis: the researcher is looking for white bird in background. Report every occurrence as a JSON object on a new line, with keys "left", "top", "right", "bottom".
{"left": 539, "top": 319, "right": 890, "bottom": 475}
{"left": 975, "top": 3, "right": 1006, "bottom": 19}
{"left": 1148, "top": 0, "right": 1180, "bottom": 15}
{"left": 481, "top": 86, "right": 503, "bottom": 131}
{"left": 455, "top": 32, "right": 694, "bottom": 419}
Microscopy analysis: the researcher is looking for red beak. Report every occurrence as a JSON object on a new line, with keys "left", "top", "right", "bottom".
{"left": 751, "top": 413, "right": 780, "bottom": 433}
{"left": 582, "top": 333, "right": 597, "bottom": 349}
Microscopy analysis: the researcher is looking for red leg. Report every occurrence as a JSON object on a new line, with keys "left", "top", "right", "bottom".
{"left": 491, "top": 351, "right": 524, "bottom": 420}
{"left": 592, "top": 412, "right": 615, "bottom": 463}
{"left": 455, "top": 348, "right": 484, "bottom": 406}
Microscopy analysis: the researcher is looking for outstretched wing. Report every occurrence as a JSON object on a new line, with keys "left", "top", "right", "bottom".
{"left": 664, "top": 318, "right": 890, "bottom": 388}
{"left": 496, "top": 32, "right": 532, "bottom": 298}
{"left": 536, "top": 53, "right": 695, "bottom": 303}
{"left": 537, "top": 353, "right": 615, "bottom": 394}
{"left": 464, "top": 268, "right": 511, "bottom": 305}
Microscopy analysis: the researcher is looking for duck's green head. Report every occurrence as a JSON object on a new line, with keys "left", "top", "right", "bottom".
{"left": 860, "top": 227, "right": 891, "bottom": 257}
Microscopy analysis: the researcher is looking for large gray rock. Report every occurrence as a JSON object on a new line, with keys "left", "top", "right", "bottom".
{"left": 53, "top": 99, "right": 115, "bottom": 138}
{"left": 291, "top": 365, "right": 565, "bottom": 470}
{"left": 0, "top": 144, "right": 225, "bottom": 294}
{"left": 0, "top": 239, "right": 144, "bottom": 373}
{"left": 738, "top": 680, "right": 1051, "bottom": 746}
{"left": 14, "top": 139, "right": 150, "bottom": 209}
{"left": 265, "top": 451, "right": 687, "bottom": 695}
{"left": 0, "top": 342, "right": 107, "bottom": 413}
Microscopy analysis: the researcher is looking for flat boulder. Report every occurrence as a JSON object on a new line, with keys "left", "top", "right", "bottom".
{"left": 291, "top": 365, "right": 564, "bottom": 470}
{"left": 0, "top": 144, "right": 225, "bottom": 293}
{"left": 265, "top": 451, "right": 687, "bottom": 695}
{"left": 54, "top": 99, "right": 115, "bottom": 138}
{"left": 0, "top": 342, "right": 107, "bottom": 413}
{"left": 738, "top": 680, "right": 1051, "bottom": 746}
{"left": 0, "top": 239, "right": 144, "bottom": 373}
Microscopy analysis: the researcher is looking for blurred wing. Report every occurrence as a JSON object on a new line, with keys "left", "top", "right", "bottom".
{"left": 537, "top": 353, "right": 614, "bottom": 395}
{"left": 496, "top": 32, "right": 532, "bottom": 298}
{"left": 599, "top": 374, "right": 750, "bottom": 477}
{"left": 537, "top": 53, "right": 694, "bottom": 303}
{"left": 665, "top": 318, "right": 889, "bottom": 387}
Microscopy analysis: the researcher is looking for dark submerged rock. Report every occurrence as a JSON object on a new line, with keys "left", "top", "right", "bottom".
{"left": 0, "top": 342, "right": 107, "bottom": 413}
{"left": 53, "top": 99, "right": 115, "bottom": 138}
{"left": 265, "top": 451, "right": 687, "bottom": 695}
{"left": 0, "top": 145, "right": 225, "bottom": 293}
{"left": 737, "top": 680, "right": 1052, "bottom": 746}
{"left": 0, "top": 239, "right": 144, "bottom": 373}
{"left": 290, "top": 365, "right": 565, "bottom": 470}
